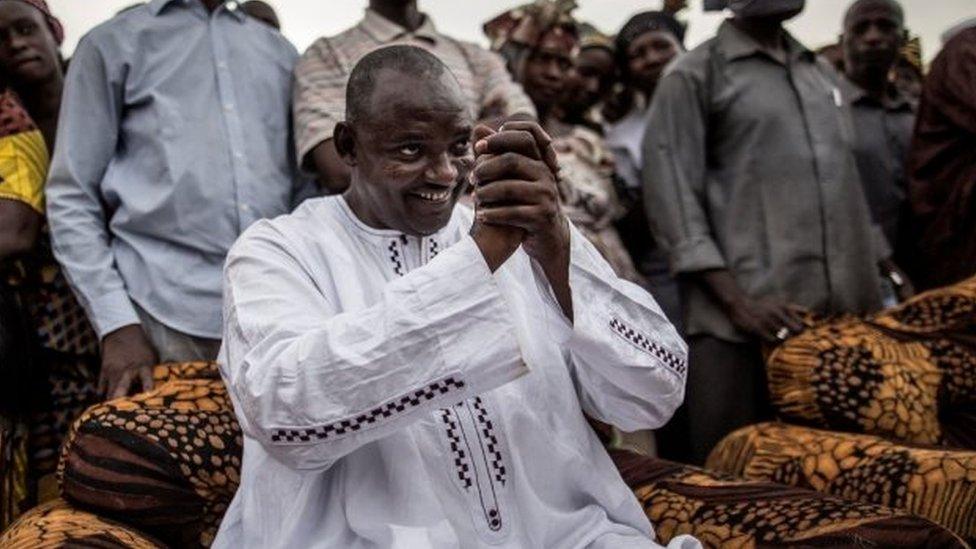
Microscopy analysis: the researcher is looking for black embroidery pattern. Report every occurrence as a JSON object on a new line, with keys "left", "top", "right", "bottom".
{"left": 439, "top": 408, "right": 473, "bottom": 489}
{"left": 609, "top": 317, "right": 687, "bottom": 378}
{"left": 428, "top": 238, "right": 440, "bottom": 259}
{"left": 388, "top": 239, "right": 405, "bottom": 277}
{"left": 471, "top": 397, "right": 506, "bottom": 485}
{"left": 270, "top": 377, "right": 466, "bottom": 443}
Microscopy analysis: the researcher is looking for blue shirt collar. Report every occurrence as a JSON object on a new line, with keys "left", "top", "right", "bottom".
{"left": 149, "top": 0, "right": 246, "bottom": 22}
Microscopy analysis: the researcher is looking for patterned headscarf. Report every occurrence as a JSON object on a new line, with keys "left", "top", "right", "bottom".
{"left": 484, "top": 0, "right": 578, "bottom": 52}
{"left": 3, "top": 0, "right": 64, "bottom": 45}
{"left": 484, "top": 0, "right": 579, "bottom": 78}
{"left": 899, "top": 35, "right": 923, "bottom": 75}
{"left": 578, "top": 22, "right": 614, "bottom": 54}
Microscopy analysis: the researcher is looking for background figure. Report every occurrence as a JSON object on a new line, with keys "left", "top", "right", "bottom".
{"left": 643, "top": 0, "right": 898, "bottom": 464}
{"left": 241, "top": 0, "right": 279, "bottom": 30}
{"left": 839, "top": 0, "right": 916, "bottom": 304}
{"left": 46, "top": 0, "right": 308, "bottom": 400}
{"left": 904, "top": 22, "right": 976, "bottom": 291}
{"left": 558, "top": 23, "right": 615, "bottom": 133}
{"left": 293, "top": 0, "right": 535, "bottom": 194}
{"left": 604, "top": 10, "right": 685, "bottom": 333}
{"left": 0, "top": 0, "right": 99, "bottom": 525}
{"left": 485, "top": 0, "right": 645, "bottom": 286}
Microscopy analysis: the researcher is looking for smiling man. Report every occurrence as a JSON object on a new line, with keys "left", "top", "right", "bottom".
{"left": 214, "top": 45, "right": 693, "bottom": 549}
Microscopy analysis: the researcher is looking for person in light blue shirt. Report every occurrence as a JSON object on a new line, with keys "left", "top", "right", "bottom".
{"left": 46, "top": 0, "right": 310, "bottom": 398}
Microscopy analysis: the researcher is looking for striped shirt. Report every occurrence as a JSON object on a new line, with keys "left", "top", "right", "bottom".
{"left": 293, "top": 8, "right": 535, "bottom": 167}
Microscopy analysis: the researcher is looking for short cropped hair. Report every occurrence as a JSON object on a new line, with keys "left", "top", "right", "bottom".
{"left": 345, "top": 45, "right": 452, "bottom": 125}
{"left": 843, "top": 0, "right": 905, "bottom": 29}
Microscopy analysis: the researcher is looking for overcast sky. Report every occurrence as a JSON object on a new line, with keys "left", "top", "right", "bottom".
{"left": 52, "top": 1, "right": 973, "bottom": 62}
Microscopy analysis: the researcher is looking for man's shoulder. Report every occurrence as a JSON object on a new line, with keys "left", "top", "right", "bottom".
{"left": 230, "top": 197, "right": 343, "bottom": 259}
{"left": 76, "top": 5, "right": 151, "bottom": 51}
{"left": 301, "top": 22, "right": 372, "bottom": 63}
{"left": 668, "top": 38, "right": 719, "bottom": 77}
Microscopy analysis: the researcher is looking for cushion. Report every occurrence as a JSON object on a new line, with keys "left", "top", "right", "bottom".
{"left": 767, "top": 276, "right": 976, "bottom": 448}
{"left": 706, "top": 422, "right": 976, "bottom": 541}
{"left": 0, "top": 498, "right": 163, "bottom": 548}
{"left": 57, "top": 362, "right": 241, "bottom": 547}
{"left": 610, "top": 449, "right": 967, "bottom": 547}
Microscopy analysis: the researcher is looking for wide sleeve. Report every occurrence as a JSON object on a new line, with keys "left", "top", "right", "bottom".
{"left": 45, "top": 34, "right": 135, "bottom": 338}
{"left": 220, "top": 225, "right": 528, "bottom": 471}
{"left": 642, "top": 69, "right": 726, "bottom": 275}
{"left": 535, "top": 226, "right": 688, "bottom": 432}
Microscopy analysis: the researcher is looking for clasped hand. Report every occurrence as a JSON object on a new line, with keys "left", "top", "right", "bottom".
{"left": 468, "top": 121, "right": 569, "bottom": 273}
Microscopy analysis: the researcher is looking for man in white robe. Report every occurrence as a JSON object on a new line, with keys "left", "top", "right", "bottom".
{"left": 215, "top": 45, "right": 696, "bottom": 549}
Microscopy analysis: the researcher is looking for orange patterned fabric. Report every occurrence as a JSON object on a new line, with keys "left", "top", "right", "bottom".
{"left": 706, "top": 422, "right": 976, "bottom": 541}
{"left": 0, "top": 498, "right": 163, "bottom": 548}
{"left": 767, "top": 276, "right": 976, "bottom": 448}
{"left": 58, "top": 362, "right": 240, "bottom": 547}
{"left": 611, "top": 449, "right": 967, "bottom": 547}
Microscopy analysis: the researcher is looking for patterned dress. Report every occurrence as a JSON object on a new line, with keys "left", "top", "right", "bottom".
{"left": 0, "top": 88, "right": 99, "bottom": 528}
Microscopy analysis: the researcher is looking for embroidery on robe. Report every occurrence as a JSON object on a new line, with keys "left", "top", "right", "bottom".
{"left": 609, "top": 316, "right": 687, "bottom": 378}
{"left": 387, "top": 239, "right": 404, "bottom": 277}
{"left": 471, "top": 397, "right": 506, "bottom": 484}
{"left": 439, "top": 408, "right": 474, "bottom": 489}
{"left": 269, "top": 376, "right": 466, "bottom": 443}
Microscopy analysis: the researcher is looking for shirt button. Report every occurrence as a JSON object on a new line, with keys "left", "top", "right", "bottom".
{"left": 224, "top": 103, "right": 234, "bottom": 112}
{"left": 234, "top": 151, "right": 243, "bottom": 159}
{"left": 226, "top": 1, "right": 239, "bottom": 10}
{"left": 217, "top": 61, "right": 227, "bottom": 70}
{"left": 239, "top": 204, "right": 250, "bottom": 213}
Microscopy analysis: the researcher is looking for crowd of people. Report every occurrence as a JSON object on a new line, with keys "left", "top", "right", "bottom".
{"left": 0, "top": 0, "right": 974, "bottom": 545}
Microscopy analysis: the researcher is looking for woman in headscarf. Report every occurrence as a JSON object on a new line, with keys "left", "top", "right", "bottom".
{"left": 0, "top": 0, "right": 99, "bottom": 526}
{"left": 604, "top": 10, "right": 686, "bottom": 333}
{"left": 484, "top": 0, "right": 644, "bottom": 285}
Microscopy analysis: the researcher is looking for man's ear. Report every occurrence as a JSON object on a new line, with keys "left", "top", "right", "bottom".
{"left": 333, "top": 122, "right": 357, "bottom": 167}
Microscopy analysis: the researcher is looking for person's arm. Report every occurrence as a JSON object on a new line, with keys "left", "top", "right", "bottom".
{"left": 292, "top": 39, "right": 351, "bottom": 194}
{"left": 305, "top": 139, "right": 349, "bottom": 194}
{"left": 473, "top": 121, "right": 686, "bottom": 431}
{"left": 0, "top": 198, "right": 41, "bottom": 260}
{"left": 221, "top": 223, "right": 526, "bottom": 472}
{"left": 642, "top": 70, "right": 803, "bottom": 342}
{"left": 45, "top": 34, "right": 156, "bottom": 397}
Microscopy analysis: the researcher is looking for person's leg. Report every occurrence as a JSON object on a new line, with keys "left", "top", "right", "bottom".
{"left": 683, "top": 335, "right": 767, "bottom": 465}
{"left": 133, "top": 305, "right": 221, "bottom": 363}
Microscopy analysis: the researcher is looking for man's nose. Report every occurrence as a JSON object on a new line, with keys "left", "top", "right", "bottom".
{"left": 863, "top": 23, "right": 886, "bottom": 45}
{"left": 425, "top": 153, "right": 458, "bottom": 185}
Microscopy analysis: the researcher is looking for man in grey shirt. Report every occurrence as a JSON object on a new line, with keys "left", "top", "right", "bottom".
{"left": 643, "top": 0, "right": 894, "bottom": 463}
{"left": 46, "top": 0, "right": 309, "bottom": 398}
{"left": 840, "top": 0, "right": 915, "bottom": 255}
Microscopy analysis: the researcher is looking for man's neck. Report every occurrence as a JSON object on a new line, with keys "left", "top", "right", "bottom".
{"left": 21, "top": 73, "right": 63, "bottom": 122}
{"left": 846, "top": 66, "right": 890, "bottom": 102}
{"left": 731, "top": 17, "right": 787, "bottom": 58}
{"left": 370, "top": 0, "right": 424, "bottom": 32}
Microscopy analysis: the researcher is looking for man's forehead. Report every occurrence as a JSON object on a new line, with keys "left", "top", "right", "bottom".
{"left": 361, "top": 68, "right": 471, "bottom": 124}
{"left": 846, "top": 0, "right": 904, "bottom": 26}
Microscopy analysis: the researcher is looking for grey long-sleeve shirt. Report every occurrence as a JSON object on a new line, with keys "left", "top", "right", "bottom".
{"left": 47, "top": 0, "right": 310, "bottom": 339}
{"left": 642, "top": 21, "right": 886, "bottom": 343}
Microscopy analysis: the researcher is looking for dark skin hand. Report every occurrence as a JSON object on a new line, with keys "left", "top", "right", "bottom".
{"left": 472, "top": 121, "right": 573, "bottom": 321}
{"left": 0, "top": 199, "right": 41, "bottom": 260}
{"left": 694, "top": 269, "right": 806, "bottom": 343}
{"left": 99, "top": 324, "right": 157, "bottom": 399}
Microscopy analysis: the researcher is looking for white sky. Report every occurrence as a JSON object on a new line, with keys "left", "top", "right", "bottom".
{"left": 51, "top": 1, "right": 974, "bottom": 63}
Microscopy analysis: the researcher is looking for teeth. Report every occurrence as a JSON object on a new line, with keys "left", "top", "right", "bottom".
{"left": 416, "top": 190, "right": 450, "bottom": 201}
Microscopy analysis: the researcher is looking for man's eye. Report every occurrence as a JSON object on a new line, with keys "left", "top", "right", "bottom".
{"left": 15, "top": 22, "right": 36, "bottom": 35}
{"left": 398, "top": 144, "right": 422, "bottom": 157}
{"left": 450, "top": 140, "right": 471, "bottom": 156}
